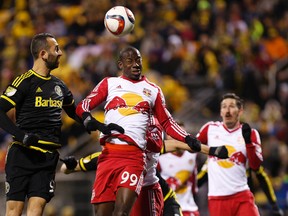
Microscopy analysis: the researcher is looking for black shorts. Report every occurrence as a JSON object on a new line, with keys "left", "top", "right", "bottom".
{"left": 5, "top": 144, "right": 59, "bottom": 202}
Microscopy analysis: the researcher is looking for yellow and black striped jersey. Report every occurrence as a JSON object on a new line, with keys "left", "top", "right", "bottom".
{"left": 0, "top": 69, "right": 75, "bottom": 152}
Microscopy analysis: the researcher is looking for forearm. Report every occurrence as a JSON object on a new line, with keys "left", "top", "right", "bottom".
{"left": 164, "top": 139, "right": 190, "bottom": 152}
{"left": 200, "top": 144, "right": 210, "bottom": 155}
{"left": 246, "top": 143, "right": 262, "bottom": 170}
{"left": 63, "top": 103, "right": 83, "bottom": 124}
{"left": 164, "top": 139, "right": 210, "bottom": 155}
{"left": 79, "top": 152, "right": 100, "bottom": 171}
{"left": 0, "top": 108, "right": 24, "bottom": 140}
{"left": 255, "top": 166, "right": 277, "bottom": 204}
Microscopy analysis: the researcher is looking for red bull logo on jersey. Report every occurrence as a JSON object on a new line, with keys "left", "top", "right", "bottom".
{"left": 143, "top": 88, "right": 151, "bottom": 97}
{"left": 105, "top": 93, "right": 150, "bottom": 116}
{"left": 215, "top": 145, "right": 246, "bottom": 168}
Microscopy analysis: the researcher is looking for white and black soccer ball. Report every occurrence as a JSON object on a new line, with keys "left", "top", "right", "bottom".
{"left": 104, "top": 6, "right": 135, "bottom": 37}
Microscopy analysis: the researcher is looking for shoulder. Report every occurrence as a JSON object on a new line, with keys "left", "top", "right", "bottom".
{"left": 51, "top": 75, "right": 66, "bottom": 85}
{"left": 143, "top": 76, "right": 160, "bottom": 89}
{"left": 50, "top": 75, "right": 73, "bottom": 92}
{"left": 199, "top": 121, "right": 220, "bottom": 130}
{"left": 10, "top": 70, "right": 35, "bottom": 88}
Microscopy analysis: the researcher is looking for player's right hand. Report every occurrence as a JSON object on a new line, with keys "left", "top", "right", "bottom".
{"left": 82, "top": 112, "right": 124, "bottom": 135}
{"left": 185, "top": 135, "right": 201, "bottom": 152}
{"left": 22, "top": 133, "right": 39, "bottom": 146}
{"left": 60, "top": 156, "right": 78, "bottom": 170}
{"left": 82, "top": 112, "right": 100, "bottom": 133}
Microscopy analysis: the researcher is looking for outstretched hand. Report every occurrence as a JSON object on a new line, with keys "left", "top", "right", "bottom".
{"left": 95, "top": 122, "right": 125, "bottom": 135}
{"left": 209, "top": 146, "right": 229, "bottom": 159}
{"left": 60, "top": 156, "right": 78, "bottom": 170}
{"left": 242, "top": 123, "right": 252, "bottom": 144}
{"left": 106, "top": 123, "right": 125, "bottom": 134}
{"left": 82, "top": 112, "right": 125, "bottom": 135}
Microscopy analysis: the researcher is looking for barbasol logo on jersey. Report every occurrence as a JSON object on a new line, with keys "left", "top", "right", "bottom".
{"left": 35, "top": 96, "right": 63, "bottom": 108}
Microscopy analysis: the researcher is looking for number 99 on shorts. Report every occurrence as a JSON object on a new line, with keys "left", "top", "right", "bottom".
{"left": 120, "top": 171, "right": 138, "bottom": 186}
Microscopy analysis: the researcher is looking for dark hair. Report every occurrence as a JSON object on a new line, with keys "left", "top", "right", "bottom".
{"left": 118, "top": 46, "right": 139, "bottom": 61}
{"left": 221, "top": 93, "right": 243, "bottom": 109}
{"left": 30, "top": 33, "right": 55, "bottom": 59}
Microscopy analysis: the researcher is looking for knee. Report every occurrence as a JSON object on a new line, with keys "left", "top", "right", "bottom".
{"left": 113, "top": 204, "right": 131, "bottom": 216}
{"left": 6, "top": 201, "right": 25, "bottom": 216}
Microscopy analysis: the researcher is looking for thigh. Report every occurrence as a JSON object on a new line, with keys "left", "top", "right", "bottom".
{"left": 92, "top": 157, "right": 145, "bottom": 204}
{"left": 209, "top": 199, "right": 232, "bottom": 216}
{"left": 27, "top": 197, "right": 47, "bottom": 215}
{"left": 5, "top": 145, "right": 30, "bottom": 201}
{"left": 28, "top": 168, "right": 56, "bottom": 202}
{"left": 28, "top": 150, "right": 58, "bottom": 202}
{"left": 236, "top": 192, "right": 260, "bottom": 216}
{"left": 114, "top": 187, "right": 138, "bottom": 216}
{"left": 6, "top": 175, "right": 29, "bottom": 201}
{"left": 94, "top": 202, "right": 114, "bottom": 216}
{"left": 5, "top": 145, "right": 58, "bottom": 199}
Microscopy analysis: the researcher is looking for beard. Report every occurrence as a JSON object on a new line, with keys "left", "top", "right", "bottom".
{"left": 45, "top": 55, "right": 60, "bottom": 70}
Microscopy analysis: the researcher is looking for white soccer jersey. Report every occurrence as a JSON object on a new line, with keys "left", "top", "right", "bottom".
{"left": 76, "top": 75, "right": 188, "bottom": 150}
{"left": 197, "top": 121, "right": 263, "bottom": 196}
{"left": 158, "top": 151, "right": 198, "bottom": 212}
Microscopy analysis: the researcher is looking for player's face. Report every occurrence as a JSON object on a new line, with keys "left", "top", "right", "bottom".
{"left": 45, "top": 37, "right": 62, "bottom": 70}
{"left": 121, "top": 48, "right": 142, "bottom": 80}
{"left": 220, "top": 98, "right": 242, "bottom": 129}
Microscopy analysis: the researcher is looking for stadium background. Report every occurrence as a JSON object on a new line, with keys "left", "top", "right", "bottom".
{"left": 0, "top": 0, "right": 287, "bottom": 215}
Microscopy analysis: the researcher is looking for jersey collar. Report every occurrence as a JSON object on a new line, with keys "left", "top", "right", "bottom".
{"left": 120, "top": 75, "right": 145, "bottom": 83}
{"left": 30, "top": 69, "right": 51, "bottom": 80}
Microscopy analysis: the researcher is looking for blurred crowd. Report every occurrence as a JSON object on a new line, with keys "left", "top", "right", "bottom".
{"left": 0, "top": 0, "right": 288, "bottom": 213}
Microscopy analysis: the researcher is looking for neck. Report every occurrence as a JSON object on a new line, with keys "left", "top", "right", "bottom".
{"left": 32, "top": 62, "right": 50, "bottom": 77}
{"left": 224, "top": 121, "right": 240, "bottom": 130}
{"left": 32, "top": 68, "right": 50, "bottom": 77}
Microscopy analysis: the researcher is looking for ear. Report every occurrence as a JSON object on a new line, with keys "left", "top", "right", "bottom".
{"left": 117, "top": 61, "right": 123, "bottom": 70}
{"left": 40, "top": 50, "right": 48, "bottom": 60}
{"left": 239, "top": 108, "right": 244, "bottom": 115}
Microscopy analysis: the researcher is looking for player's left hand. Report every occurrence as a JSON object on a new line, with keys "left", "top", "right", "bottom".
{"left": 242, "top": 123, "right": 252, "bottom": 144}
{"left": 106, "top": 123, "right": 125, "bottom": 134}
{"left": 22, "top": 133, "right": 39, "bottom": 146}
{"left": 185, "top": 135, "right": 201, "bottom": 152}
{"left": 60, "top": 156, "right": 78, "bottom": 170}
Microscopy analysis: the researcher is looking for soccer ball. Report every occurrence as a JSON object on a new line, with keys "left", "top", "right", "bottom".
{"left": 104, "top": 6, "right": 135, "bottom": 37}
